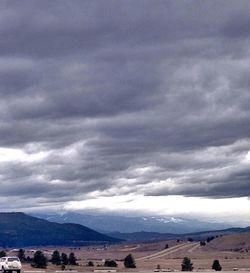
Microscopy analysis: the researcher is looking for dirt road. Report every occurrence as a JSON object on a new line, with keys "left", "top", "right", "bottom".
{"left": 137, "top": 242, "right": 199, "bottom": 261}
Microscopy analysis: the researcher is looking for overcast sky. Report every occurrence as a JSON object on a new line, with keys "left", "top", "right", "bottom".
{"left": 0, "top": 0, "right": 250, "bottom": 225}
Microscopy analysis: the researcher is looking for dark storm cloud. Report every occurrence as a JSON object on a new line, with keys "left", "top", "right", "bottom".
{"left": 0, "top": 0, "right": 250, "bottom": 211}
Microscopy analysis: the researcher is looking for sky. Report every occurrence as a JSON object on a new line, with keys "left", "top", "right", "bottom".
{"left": 0, "top": 0, "right": 250, "bottom": 226}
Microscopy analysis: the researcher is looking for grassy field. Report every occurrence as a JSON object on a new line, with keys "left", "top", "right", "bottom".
{"left": 17, "top": 233, "right": 250, "bottom": 272}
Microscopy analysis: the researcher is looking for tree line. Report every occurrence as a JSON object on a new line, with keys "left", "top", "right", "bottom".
{"left": 0, "top": 249, "right": 77, "bottom": 269}
{"left": 87, "top": 253, "right": 136, "bottom": 269}
{"left": 181, "top": 257, "right": 222, "bottom": 271}
{"left": 0, "top": 250, "right": 223, "bottom": 271}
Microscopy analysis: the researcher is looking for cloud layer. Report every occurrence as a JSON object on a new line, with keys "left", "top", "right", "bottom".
{"left": 0, "top": 1, "right": 250, "bottom": 218}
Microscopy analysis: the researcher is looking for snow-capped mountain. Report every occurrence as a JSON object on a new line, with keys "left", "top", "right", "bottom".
{"left": 33, "top": 212, "right": 231, "bottom": 234}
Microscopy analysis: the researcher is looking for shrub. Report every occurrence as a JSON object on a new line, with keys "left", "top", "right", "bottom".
{"left": 207, "top": 236, "right": 215, "bottom": 243}
{"left": 18, "top": 249, "right": 26, "bottom": 262}
{"left": 61, "top": 253, "right": 68, "bottom": 265}
{"left": 181, "top": 257, "right": 193, "bottom": 271}
{"left": 104, "top": 260, "right": 117, "bottom": 267}
{"left": 51, "top": 250, "right": 61, "bottom": 265}
{"left": 0, "top": 251, "right": 6, "bottom": 258}
{"left": 32, "top": 251, "right": 47, "bottom": 268}
{"left": 26, "top": 256, "right": 32, "bottom": 263}
{"left": 200, "top": 241, "right": 206, "bottom": 246}
{"left": 124, "top": 254, "right": 136, "bottom": 268}
{"left": 87, "top": 261, "right": 94, "bottom": 267}
{"left": 212, "top": 260, "right": 222, "bottom": 271}
{"left": 68, "top": 252, "right": 77, "bottom": 265}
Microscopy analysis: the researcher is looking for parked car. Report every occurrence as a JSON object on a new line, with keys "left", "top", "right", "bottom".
{"left": 0, "top": 257, "right": 22, "bottom": 273}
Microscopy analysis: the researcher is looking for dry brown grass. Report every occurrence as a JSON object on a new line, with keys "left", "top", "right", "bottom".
{"left": 18, "top": 233, "right": 250, "bottom": 272}
{"left": 205, "top": 232, "right": 250, "bottom": 252}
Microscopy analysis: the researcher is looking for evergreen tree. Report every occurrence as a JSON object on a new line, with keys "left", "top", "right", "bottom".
{"left": 18, "top": 249, "right": 26, "bottom": 262}
{"left": 32, "top": 251, "right": 47, "bottom": 268}
{"left": 124, "top": 254, "right": 136, "bottom": 268}
{"left": 61, "top": 253, "right": 68, "bottom": 265}
{"left": 51, "top": 250, "right": 61, "bottom": 265}
{"left": 0, "top": 251, "right": 6, "bottom": 258}
{"left": 212, "top": 260, "right": 222, "bottom": 271}
{"left": 68, "top": 252, "right": 77, "bottom": 265}
{"left": 200, "top": 241, "right": 206, "bottom": 246}
{"left": 181, "top": 257, "right": 193, "bottom": 271}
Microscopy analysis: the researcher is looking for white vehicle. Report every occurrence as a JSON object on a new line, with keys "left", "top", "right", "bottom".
{"left": 0, "top": 257, "right": 22, "bottom": 273}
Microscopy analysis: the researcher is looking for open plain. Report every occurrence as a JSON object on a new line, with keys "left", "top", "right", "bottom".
{"left": 18, "top": 233, "right": 250, "bottom": 272}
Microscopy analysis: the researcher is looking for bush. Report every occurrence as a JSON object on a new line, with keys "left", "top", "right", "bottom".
{"left": 18, "top": 249, "right": 26, "bottom": 262}
{"left": 200, "top": 241, "right": 206, "bottom": 246}
{"left": 181, "top": 257, "right": 193, "bottom": 271}
{"left": 51, "top": 250, "right": 61, "bottom": 265}
{"left": 87, "top": 261, "right": 94, "bottom": 267}
{"left": 32, "top": 251, "right": 47, "bottom": 268}
{"left": 207, "top": 236, "right": 215, "bottom": 243}
{"left": 0, "top": 251, "right": 6, "bottom": 258}
{"left": 212, "top": 260, "right": 222, "bottom": 271}
{"left": 61, "top": 253, "right": 68, "bottom": 265}
{"left": 26, "top": 256, "right": 32, "bottom": 263}
{"left": 124, "top": 254, "right": 136, "bottom": 268}
{"left": 104, "top": 260, "right": 117, "bottom": 267}
{"left": 68, "top": 252, "right": 77, "bottom": 265}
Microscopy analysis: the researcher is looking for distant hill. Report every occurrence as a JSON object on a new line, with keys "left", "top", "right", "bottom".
{"left": 33, "top": 212, "right": 231, "bottom": 234}
{"left": 107, "top": 226, "right": 250, "bottom": 242}
{"left": 107, "top": 231, "right": 177, "bottom": 241}
{"left": 0, "top": 212, "right": 121, "bottom": 247}
{"left": 204, "top": 232, "right": 250, "bottom": 251}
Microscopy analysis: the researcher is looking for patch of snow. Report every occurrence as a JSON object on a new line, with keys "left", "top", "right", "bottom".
{"left": 155, "top": 216, "right": 185, "bottom": 224}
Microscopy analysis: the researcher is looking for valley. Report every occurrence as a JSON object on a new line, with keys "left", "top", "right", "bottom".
{"left": 11, "top": 233, "right": 250, "bottom": 272}
{"left": 1, "top": 213, "right": 250, "bottom": 271}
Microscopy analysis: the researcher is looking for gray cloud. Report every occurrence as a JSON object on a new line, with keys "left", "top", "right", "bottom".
{"left": 0, "top": 0, "right": 250, "bottom": 213}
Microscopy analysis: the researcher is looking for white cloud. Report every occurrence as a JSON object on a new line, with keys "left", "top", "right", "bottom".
{"left": 0, "top": 147, "right": 49, "bottom": 163}
{"left": 64, "top": 195, "right": 250, "bottom": 225}
{"left": 244, "top": 150, "right": 250, "bottom": 162}
{"left": 0, "top": 1, "right": 250, "bottom": 225}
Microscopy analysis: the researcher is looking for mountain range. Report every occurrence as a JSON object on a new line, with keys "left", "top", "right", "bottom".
{"left": 0, "top": 212, "right": 249, "bottom": 246}
{"left": 0, "top": 212, "right": 120, "bottom": 247}
{"left": 108, "top": 226, "right": 250, "bottom": 241}
{"left": 33, "top": 212, "right": 231, "bottom": 234}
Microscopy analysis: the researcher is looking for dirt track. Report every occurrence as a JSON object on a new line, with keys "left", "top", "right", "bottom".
{"left": 137, "top": 242, "right": 199, "bottom": 261}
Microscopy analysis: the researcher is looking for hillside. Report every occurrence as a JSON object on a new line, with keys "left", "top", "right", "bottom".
{"left": 0, "top": 212, "right": 120, "bottom": 247}
{"left": 107, "top": 226, "right": 250, "bottom": 242}
{"left": 107, "top": 231, "right": 176, "bottom": 241}
{"left": 204, "top": 232, "right": 250, "bottom": 252}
